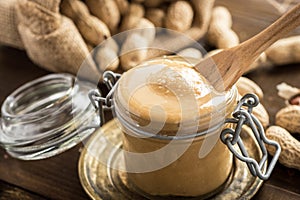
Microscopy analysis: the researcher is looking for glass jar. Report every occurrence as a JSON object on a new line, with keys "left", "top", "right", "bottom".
{"left": 0, "top": 73, "right": 98, "bottom": 160}
{"left": 112, "top": 56, "right": 239, "bottom": 197}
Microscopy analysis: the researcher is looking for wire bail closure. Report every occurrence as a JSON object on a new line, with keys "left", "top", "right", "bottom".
{"left": 88, "top": 71, "right": 121, "bottom": 126}
{"left": 221, "top": 93, "right": 281, "bottom": 180}
{"left": 88, "top": 71, "right": 280, "bottom": 181}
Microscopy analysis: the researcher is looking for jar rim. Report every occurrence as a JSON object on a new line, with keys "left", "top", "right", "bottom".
{"left": 0, "top": 73, "right": 98, "bottom": 160}
{"left": 1, "top": 73, "right": 74, "bottom": 119}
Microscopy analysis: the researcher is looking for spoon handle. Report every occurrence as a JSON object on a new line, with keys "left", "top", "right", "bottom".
{"left": 238, "top": 3, "right": 300, "bottom": 60}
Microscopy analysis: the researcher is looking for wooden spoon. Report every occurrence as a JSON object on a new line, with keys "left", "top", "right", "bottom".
{"left": 195, "top": 3, "right": 300, "bottom": 92}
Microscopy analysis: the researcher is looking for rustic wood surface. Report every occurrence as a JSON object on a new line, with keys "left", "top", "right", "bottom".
{"left": 0, "top": 45, "right": 299, "bottom": 199}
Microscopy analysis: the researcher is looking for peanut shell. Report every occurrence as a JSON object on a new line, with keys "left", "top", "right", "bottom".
{"left": 145, "top": 8, "right": 165, "bottom": 27}
{"left": 236, "top": 77, "right": 264, "bottom": 100}
{"left": 276, "top": 105, "right": 300, "bottom": 133}
{"left": 115, "top": 0, "right": 129, "bottom": 16}
{"left": 165, "top": 1, "right": 193, "bottom": 32}
{"left": 266, "top": 126, "right": 300, "bottom": 170}
{"left": 252, "top": 103, "right": 269, "bottom": 129}
{"left": 86, "top": 0, "right": 120, "bottom": 33}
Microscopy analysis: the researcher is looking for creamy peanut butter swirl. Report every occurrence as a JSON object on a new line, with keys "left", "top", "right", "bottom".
{"left": 116, "top": 57, "right": 234, "bottom": 135}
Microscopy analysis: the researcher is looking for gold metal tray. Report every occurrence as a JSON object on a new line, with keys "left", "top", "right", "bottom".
{"left": 78, "top": 120, "right": 265, "bottom": 199}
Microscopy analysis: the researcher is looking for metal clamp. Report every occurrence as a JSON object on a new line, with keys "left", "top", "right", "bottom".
{"left": 221, "top": 93, "right": 281, "bottom": 180}
{"left": 88, "top": 71, "right": 121, "bottom": 126}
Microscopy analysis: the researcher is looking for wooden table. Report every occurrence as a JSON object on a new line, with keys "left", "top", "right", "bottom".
{"left": 0, "top": 45, "right": 299, "bottom": 199}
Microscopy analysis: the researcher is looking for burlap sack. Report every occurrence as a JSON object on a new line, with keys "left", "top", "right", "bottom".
{"left": 16, "top": 0, "right": 100, "bottom": 81}
{"left": 0, "top": 0, "right": 100, "bottom": 81}
{"left": 0, "top": 0, "right": 216, "bottom": 78}
{"left": 1, "top": 0, "right": 300, "bottom": 78}
{"left": 0, "top": 0, "right": 62, "bottom": 48}
{"left": 0, "top": 0, "right": 24, "bottom": 49}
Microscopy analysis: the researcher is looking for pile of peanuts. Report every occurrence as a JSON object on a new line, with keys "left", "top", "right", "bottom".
{"left": 60, "top": 0, "right": 300, "bottom": 74}
{"left": 59, "top": 0, "right": 238, "bottom": 72}
{"left": 266, "top": 83, "right": 300, "bottom": 170}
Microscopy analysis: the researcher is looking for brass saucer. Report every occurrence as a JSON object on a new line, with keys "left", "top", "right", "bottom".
{"left": 78, "top": 120, "right": 265, "bottom": 199}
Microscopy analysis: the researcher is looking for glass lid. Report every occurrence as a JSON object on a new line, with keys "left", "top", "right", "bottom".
{"left": 0, "top": 73, "right": 99, "bottom": 160}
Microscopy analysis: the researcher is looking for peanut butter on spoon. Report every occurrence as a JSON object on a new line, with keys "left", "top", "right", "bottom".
{"left": 195, "top": 3, "right": 300, "bottom": 92}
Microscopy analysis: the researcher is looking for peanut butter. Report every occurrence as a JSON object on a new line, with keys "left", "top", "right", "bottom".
{"left": 114, "top": 56, "right": 238, "bottom": 197}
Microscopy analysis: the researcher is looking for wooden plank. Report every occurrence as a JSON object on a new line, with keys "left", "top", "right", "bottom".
{"left": 0, "top": 147, "right": 90, "bottom": 200}
{"left": 216, "top": 0, "right": 300, "bottom": 41}
{"left": 0, "top": 180, "right": 46, "bottom": 200}
{"left": 266, "top": 162, "right": 300, "bottom": 195}
{"left": 253, "top": 183, "right": 300, "bottom": 200}
{"left": 0, "top": 46, "right": 48, "bottom": 103}
{"left": 247, "top": 63, "right": 300, "bottom": 124}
